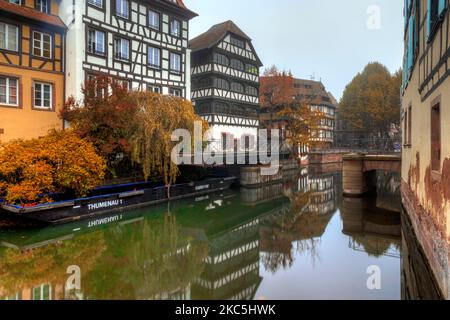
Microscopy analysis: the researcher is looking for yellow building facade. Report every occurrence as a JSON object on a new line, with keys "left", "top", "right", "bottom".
{"left": 0, "top": 0, "right": 66, "bottom": 142}
{"left": 402, "top": 0, "right": 450, "bottom": 298}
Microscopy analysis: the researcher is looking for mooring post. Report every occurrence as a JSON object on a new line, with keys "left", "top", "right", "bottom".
{"left": 343, "top": 153, "right": 368, "bottom": 197}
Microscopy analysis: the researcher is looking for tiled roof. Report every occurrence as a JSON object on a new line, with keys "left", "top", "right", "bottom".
{"left": 292, "top": 78, "right": 338, "bottom": 107}
{"left": 161, "top": 0, "right": 197, "bottom": 19}
{"left": 0, "top": 1, "right": 67, "bottom": 29}
{"left": 189, "top": 20, "right": 252, "bottom": 52}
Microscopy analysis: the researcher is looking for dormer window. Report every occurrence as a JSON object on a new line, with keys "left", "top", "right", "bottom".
{"left": 230, "top": 36, "right": 244, "bottom": 49}
{"left": 35, "top": 0, "right": 49, "bottom": 13}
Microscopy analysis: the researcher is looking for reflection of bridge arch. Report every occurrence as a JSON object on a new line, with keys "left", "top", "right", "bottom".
{"left": 341, "top": 197, "right": 401, "bottom": 258}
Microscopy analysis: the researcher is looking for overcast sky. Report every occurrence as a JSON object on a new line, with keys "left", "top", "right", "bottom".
{"left": 184, "top": 0, "right": 404, "bottom": 101}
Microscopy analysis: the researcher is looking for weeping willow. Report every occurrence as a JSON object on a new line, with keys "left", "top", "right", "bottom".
{"left": 129, "top": 92, "right": 207, "bottom": 195}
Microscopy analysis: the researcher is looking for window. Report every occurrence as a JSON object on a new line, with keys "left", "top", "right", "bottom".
{"left": 115, "top": 79, "right": 129, "bottom": 90}
{"left": 32, "top": 284, "right": 51, "bottom": 300}
{"left": 230, "top": 58, "right": 244, "bottom": 71}
{"left": 35, "top": 0, "right": 49, "bottom": 13}
{"left": 246, "top": 64, "right": 258, "bottom": 75}
{"left": 33, "top": 31, "right": 52, "bottom": 58}
{"left": 147, "top": 84, "right": 161, "bottom": 94}
{"left": 114, "top": 37, "right": 129, "bottom": 61}
{"left": 231, "top": 82, "right": 243, "bottom": 93}
{"left": 148, "top": 46, "right": 160, "bottom": 68}
{"left": 116, "top": 0, "right": 129, "bottom": 19}
{"left": 87, "top": 28, "right": 105, "bottom": 55}
{"left": 86, "top": 74, "right": 106, "bottom": 98}
{"left": 170, "top": 19, "right": 180, "bottom": 37}
{"left": 230, "top": 36, "right": 244, "bottom": 48}
{"left": 0, "top": 22, "right": 19, "bottom": 52}
{"left": 428, "top": 0, "right": 447, "bottom": 39}
{"left": 408, "top": 105, "right": 412, "bottom": 145}
{"left": 0, "top": 76, "right": 18, "bottom": 106}
{"left": 194, "top": 78, "right": 211, "bottom": 89}
{"left": 169, "top": 88, "right": 181, "bottom": 97}
{"left": 214, "top": 78, "right": 229, "bottom": 90}
{"left": 148, "top": 10, "right": 160, "bottom": 30}
{"left": 431, "top": 103, "right": 441, "bottom": 171}
{"left": 213, "top": 53, "right": 228, "bottom": 66}
{"left": 8, "top": 0, "right": 21, "bottom": 4}
{"left": 170, "top": 52, "right": 181, "bottom": 73}
{"left": 246, "top": 86, "right": 257, "bottom": 96}
{"left": 88, "top": 0, "right": 103, "bottom": 8}
{"left": 34, "top": 82, "right": 52, "bottom": 109}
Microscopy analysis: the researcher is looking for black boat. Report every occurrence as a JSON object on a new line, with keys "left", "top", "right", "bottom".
{"left": 0, "top": 176, "right": 236, "bottom": 225}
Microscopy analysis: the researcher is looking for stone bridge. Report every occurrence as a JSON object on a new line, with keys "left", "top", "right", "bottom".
{"left": 343, "top": 153, "right": 401, "bottom": 197}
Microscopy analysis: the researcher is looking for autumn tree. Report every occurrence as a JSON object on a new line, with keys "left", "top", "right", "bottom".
{"left": 259, "top": 65, "right": 294, "bottom": 129}
{"left": 260, "top": 65, "right": 324, "bottom": 157}
{"left": 339, "top": 62, "right": 402, "bottom": 137}
{"left": 60, "top": 75, "right": 138, "bottom": 177}
{"left": 128, "top": 91, "right": 207, "bottom": 196}
{"left": 0, "top": 130, "right": 106, "bottom": 205}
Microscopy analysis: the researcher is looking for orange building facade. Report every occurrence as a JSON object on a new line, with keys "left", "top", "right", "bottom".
{"left": 0, "top": 0, "right": 66, "bottom": 142}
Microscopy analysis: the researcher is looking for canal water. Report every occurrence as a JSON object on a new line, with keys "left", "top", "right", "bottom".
{"left": 0, "top": 166, "right": 406, "bottom": 300}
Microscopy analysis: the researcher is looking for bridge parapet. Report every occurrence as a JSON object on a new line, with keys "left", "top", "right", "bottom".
{"left": 343, "top": 153, "right": 401, "bottom": 197}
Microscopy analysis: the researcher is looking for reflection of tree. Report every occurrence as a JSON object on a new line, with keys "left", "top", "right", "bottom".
{"left": 84, "top": 214, "right": 208, "bottom": 299}
{"left": 260, "top": 186, "right": 331, "bottom": 273}
{"left": 0, "top": 231, "right": 105, "bottom": 297}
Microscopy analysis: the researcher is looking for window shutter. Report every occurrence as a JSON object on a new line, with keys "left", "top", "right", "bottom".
{"left": 31, "top": 84, "right": 35, "bottom": 109}
{"left": 438, "top": 0, "right": 446, "bottom": 14}
{"left": 407, "top": 15, "right": 414, "bottom": 72}
{"left": 427, "top": 0, "right": 431, "bottom": 38}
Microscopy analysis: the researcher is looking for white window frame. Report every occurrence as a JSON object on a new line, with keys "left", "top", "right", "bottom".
{"left": 87, "top": 0, "right": 103, "bottom": 8}
{"left": 0, "top": 76, "right": 19, "bottom": 106}
{"left": 32, "top": 284, "right": 52, "bottom": 300}
{"left": 170, "top": 52, "right": 181, "bottom": 73}
{"left": 88, "top": 28, "right": 105, "bottom": 55}
{"left": 148, "top": 46, "right": 160, "bottom": 68}
{"left": 35, "top": 0, "right": 49, "bottom": 13}
{"left": 170, "top": 19, "right": 180, "bottom": 37}
{"left": 114, "top": 37, "right": 129, "bottom": 61}
{"left": 147, "top": 84, "right": 161, "bottom": 94}
{"left": 8, "top": 0, "right": 21, "bottom": 4}
{"left": 0, "top": 22, "right": 19, "bottom": 52}
{"left": 32, "top": 31, "right": 52, "bottom": 59}
{"left": 169, "top": 88, "right": 181, "bottom": 97}
{"left": 148, "top": 10, "right": 160, "bottom": 30}
{"left": 34, "top": 82, "right": 52, "bottom": 110}
{"left": 116, "top": 0, "right": 129, "bottom": 19}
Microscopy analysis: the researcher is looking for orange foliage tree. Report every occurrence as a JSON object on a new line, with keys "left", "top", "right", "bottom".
{"left": 0, "top": 130, "right": 106, "bottom": 205}
{"left": 259, "top": 65, "right": 324, "bottom": 157}
{"left": 259, "top": 65, "right": 294, "bottom": 129}
{"left": 60, "top": 75, "right": 138, "bottom": 177}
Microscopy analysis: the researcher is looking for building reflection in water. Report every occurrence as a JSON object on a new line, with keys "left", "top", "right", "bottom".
{"left": 0, "top": 167, "right": 418, "bottom": 300}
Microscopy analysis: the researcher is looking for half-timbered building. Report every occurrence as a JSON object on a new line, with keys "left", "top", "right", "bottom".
{"left": 189, "top": 21, "right": 262, "bottom": 151}
{"left": 0, "top": 0, "right": 66, "bottom": 142}
{"left": 401, "top": 0, "right": 450, "bottom": 299}
{"left": 59, "top": 0, "right": 197, "bottom": 101}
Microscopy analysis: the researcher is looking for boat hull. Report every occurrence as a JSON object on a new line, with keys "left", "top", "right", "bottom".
{"left": 0, "top": 177, "right": 235, "bottom": 225}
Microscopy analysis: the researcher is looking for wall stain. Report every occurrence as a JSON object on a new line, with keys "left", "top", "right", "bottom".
{"left": 423, "top": 158, "right": 450, "bottom": 238}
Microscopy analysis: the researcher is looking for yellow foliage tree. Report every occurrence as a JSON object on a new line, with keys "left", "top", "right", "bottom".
{"left": 278, "top": 102, "right": 325, "bottom": 155}
{"left": 0, "top": 130, "right": 106, "bottom": 205}
{"left": 128, "top": 92, "right": 207, "bottom": 195}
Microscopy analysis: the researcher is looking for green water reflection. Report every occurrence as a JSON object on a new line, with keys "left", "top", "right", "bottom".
{"left": 0, "top": 168, "right": 402, "bottom": 300}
